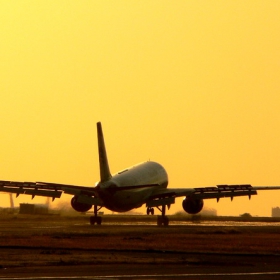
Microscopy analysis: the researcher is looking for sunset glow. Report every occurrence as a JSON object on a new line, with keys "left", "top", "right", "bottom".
{"left": 1, "top": 1, "right": 280, "bottom": 216}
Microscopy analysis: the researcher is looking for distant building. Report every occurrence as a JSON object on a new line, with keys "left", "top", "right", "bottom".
{"left": 272, "top": 207, "right": 280, "bottom": 217}
{"left": 19, "top": 203, "right": 48, "bottom": 215}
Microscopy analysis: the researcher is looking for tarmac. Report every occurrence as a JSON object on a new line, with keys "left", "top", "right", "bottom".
{"left": 0, "top": 214, "right": 279, "bottom": 279}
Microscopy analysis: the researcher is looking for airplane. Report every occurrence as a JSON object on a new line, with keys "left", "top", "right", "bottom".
{"left": 1, "top": 122, "right": 280, "bottom": 226}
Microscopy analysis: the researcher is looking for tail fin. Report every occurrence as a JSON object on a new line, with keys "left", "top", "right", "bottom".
{"left": 97, "top": 122, "right": 112, "bottom": 182}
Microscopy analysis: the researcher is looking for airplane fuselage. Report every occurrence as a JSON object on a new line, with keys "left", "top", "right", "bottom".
{"left": 97, "top": 161, "right": 168, "bottom": 212}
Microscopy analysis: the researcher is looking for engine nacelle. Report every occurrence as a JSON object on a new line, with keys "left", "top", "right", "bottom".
{"left": 71, "top": 196, "right": 92, "bottom": 212}
{"left": 182, "top": 197, "right": 204, "bottom": 214}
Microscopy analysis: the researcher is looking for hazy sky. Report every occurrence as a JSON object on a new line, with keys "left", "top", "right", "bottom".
{"left": 1, "top": 1, "right": 280, "bottom": 216}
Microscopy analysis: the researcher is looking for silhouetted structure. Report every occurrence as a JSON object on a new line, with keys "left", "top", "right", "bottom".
{"left": 19, "top": 203, "right": 48, "bottom": 215}
{"left": 272, "top": 207, "right": 280, "bottom": 217}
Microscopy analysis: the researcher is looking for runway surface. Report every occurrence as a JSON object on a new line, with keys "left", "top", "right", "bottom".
{"left": 1, "top": 265, "right": 280, "bottom": 279}
{"left": 0, "top": 215, "right": 279, "bottom": 279}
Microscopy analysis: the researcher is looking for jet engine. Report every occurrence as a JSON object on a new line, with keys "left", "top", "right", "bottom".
{"left": 71, "top": 195, "right": 92, "bottom": 212}
{"left": 182, "top": 197, "right": 204, "bottom": 214}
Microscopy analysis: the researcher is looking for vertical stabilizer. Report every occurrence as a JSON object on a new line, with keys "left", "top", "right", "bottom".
{"left": 97, "top": 122, "right": 112, "bottom": 182}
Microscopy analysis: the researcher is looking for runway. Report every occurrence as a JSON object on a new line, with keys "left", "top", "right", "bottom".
{"left": 0, "top": 215, "right": 279, "bottom": 279}
{"left": 1, "top": 264, "right": 280, "bottom": 279}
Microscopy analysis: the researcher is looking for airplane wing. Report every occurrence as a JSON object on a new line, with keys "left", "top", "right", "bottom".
{"left": 148, "top": 184, "right": 280, "bottom": 205}
{"left": 2, "top": 180, "right": 280, "bottom": 210}
{"left": 145, "top": 184, "right": 280, "bottom": 210}
{"left": 2, "top": 180, "right": 280, "bottom": 200}
{"left": 0, "top": 180, "right": 98, "bottom": 201}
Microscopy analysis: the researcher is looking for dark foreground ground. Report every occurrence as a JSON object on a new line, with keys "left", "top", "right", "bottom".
{"left": 0, "top": 214, "right": 280, "bottom": 279}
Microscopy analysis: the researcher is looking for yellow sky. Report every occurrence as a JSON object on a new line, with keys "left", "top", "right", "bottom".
{"left": 1, "top": 1, "right": 280, "bottom": 216}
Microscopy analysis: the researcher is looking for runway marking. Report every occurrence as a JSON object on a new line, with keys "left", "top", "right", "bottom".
{"left": 1, "top": 271, "right": 280, "bottom": 279}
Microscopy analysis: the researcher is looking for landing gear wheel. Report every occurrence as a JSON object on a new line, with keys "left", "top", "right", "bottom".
{"left": 90, "top": 216, "right": 96, "bottom": 225}
{"left": 90, "top": 205, "right": 103, "bottom": 225}
{"left": 147, "top": 207, "right": 155, "bottom": 215}
{"left": 156, "top": 204, "right": 169, "bottom": 226}
{"left": 163, "top": 216, "right": 169, "bottom": 226}
{"left": 157, "top": 216, "right": 169, "bottom": 226}
{"left": 96, "top": 216, "right": 102, "bottom": 225}
{"left": 90, "top": 216, "right": 102, "bottom": 225}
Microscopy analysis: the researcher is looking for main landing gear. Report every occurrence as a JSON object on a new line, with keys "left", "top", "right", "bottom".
{"left": 157, "top": 204, "right": 169, "bottom": 226}
{"left": 146, "top": 207, "right": 154, "bottom": 215}
{"left": 147, "top": 205, "right": 169, "bottom": 226}
{"left": 90, "top": 205, "right": 103, "bottom": 225}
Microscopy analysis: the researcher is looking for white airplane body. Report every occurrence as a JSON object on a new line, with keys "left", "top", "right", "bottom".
{"left": 97, "top": 161, "right": 168, "bottom": 212}
{"left": 1, "top": 122, "right": 280, "bottom": 226}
